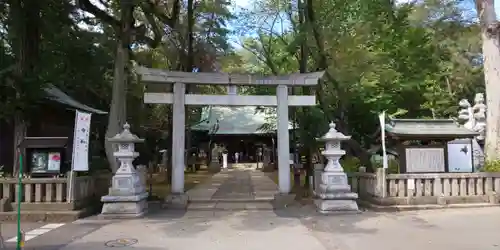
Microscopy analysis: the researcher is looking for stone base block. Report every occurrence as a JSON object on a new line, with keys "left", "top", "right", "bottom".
{"left": 208, "top": 162, "right": 221, "bottom": 173}
{"left": 317, "top": 171, "right": 352, "bottom": 193}
{"left": 0, "top": 197, "right": 12, "bottom": 212}
{"left": 273, "top": 193, "right": 296, "bottom": 209}
{"left": 314, "top": 199, "right": 359, "bottom": 214}
{"left": 163, "top": 193, "right": 189, "bottom": 209}
{"left": 317, "top": 192, "right": 358, "bottom": 200}
{"left": 437, "top": 195, "right": 447, "bottom": 205}
{"left": 261, "top": 163, "right": 275, "bottom": 172}
{"left": 100, "top": 193, "right": 148, "bottom": 219}
{"left": 108, "top": 172, "right": 146, "bottom": 197}
{"left": 489, "top": 192, "right": 498, "bottom": 204}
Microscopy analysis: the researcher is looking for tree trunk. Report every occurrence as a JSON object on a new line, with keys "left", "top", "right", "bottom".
{"left": 8, "top": 0, "right": 42, "bottom": 175}
{"left": 104, "top": 2, "right": 135, "bottom": 172}
{"left": 12, "top": 116, "right": 26, "bottom": 176}
{"left": 297, "top": 0, "right": 313, "bottom": 190}
{"left": 183, "top": 0, "right": 195, "bottom": 168}
{"left": 166, "top": 118, "right": 173, "bottom": 184}
{"left": 475, "top": 0, "right": 500, "bottom": 161}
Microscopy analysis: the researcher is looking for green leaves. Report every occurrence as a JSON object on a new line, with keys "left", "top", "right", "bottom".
{"left": 226, "top": 0, "right": 482, "bottom": 150}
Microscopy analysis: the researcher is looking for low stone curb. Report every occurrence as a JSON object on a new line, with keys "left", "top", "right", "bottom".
{"left": 358, "top": 200, "right": 500, "bottom": 212}
{"left": 0, "top": 208, "right": 93, "bottom": 222}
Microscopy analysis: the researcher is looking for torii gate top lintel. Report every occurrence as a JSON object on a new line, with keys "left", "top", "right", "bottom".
{"left": 136, "top": 67, "right": 324, "bottom": 86}
{"left": 138, "top": 69, "right": 317, "bottom": 194}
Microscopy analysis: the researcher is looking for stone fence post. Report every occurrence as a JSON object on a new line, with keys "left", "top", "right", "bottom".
{"left": 136, "top": 165, "right": 147, "bottom": 187}
{"left": 375, "top": 168, "right": 387, "bottom": 198}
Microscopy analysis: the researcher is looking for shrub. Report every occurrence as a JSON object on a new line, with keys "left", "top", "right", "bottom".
{"left": 482, "top": 160, "right": 500, "bottom": 172}
{"left": 373, "top": 158, "right": 400, "bottom": 174}
{"left": 340, "top": 156, "right": 361, "bottom": 173}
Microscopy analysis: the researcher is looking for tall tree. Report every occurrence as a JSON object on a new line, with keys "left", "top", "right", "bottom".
{"left": 5, "top": 0, "right": 44, "bottom": 174}
{"left": 76, "top": 0, "right": 181, "bottom": 172}
{"left": 475, "top": 0, "right": 500, "bottom": 161}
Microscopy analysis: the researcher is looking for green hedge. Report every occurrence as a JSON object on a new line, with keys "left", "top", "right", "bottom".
{"left": 340, "top": 156, "right": 400, "bottom": 173}
{"left": 483, "top": 160, "right": 500, "bottom": 172}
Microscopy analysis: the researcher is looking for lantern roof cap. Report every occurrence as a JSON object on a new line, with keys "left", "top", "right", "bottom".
{"left": 317, "top": 122, "right": 351, "bottom": 141}
{"left": 108, "top": 123, "right": 144, "bottom": 143}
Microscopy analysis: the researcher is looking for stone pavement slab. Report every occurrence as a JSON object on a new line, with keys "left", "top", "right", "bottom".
{"left": 187, "top": 169, "right": 278, "bottom": 204}
{"left": 186, "top": 169, "right": 279, "bottom": 211}
{"left": 186, "top": 172, "right": 229, "bottom": 201}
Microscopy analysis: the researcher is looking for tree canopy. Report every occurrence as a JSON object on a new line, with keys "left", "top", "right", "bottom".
{"left": 0, "top": 0, "right": 492, "bottom": 173}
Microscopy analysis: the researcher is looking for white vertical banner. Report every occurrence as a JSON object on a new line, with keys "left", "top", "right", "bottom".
{"left": 72, "top": 110, "right": 92, "bottom": 172}
{"left": 378, "top": 111, "right": 388, "bottom": 169}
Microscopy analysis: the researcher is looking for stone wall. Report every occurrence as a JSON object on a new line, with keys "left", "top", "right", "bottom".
{"left": 0, "top": 173, "right": 111, "bottom": 213}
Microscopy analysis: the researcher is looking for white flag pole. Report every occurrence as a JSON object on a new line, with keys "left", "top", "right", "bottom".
{"left": 68, "top": 110, "right": 79, "bottom": 203}
{"left": 378, "top": 111, "right": 388, "bottom": 169}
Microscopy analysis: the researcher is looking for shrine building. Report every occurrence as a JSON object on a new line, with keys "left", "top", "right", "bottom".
{"left": 190, "top": 106, "right": 295, "bottom": 164}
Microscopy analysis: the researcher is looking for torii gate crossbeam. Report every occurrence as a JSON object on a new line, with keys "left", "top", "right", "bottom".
{"left": 137, "top": 67, "right": 324, "bottom": 196}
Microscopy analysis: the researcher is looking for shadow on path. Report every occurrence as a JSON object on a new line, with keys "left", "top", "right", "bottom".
{"left": 144, "top": 204, "right": 382, "bottom": 238}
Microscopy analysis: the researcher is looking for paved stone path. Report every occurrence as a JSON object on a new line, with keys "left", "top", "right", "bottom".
{"left": 211, "top": 170, "right": 254, "bottom": 200}
{"left": 186, "top": 168, "right": 279, "bottom": 204}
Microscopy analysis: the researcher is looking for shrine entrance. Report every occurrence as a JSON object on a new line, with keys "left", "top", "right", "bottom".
{"left": 137, "top": 68, "right": 324, "bottom": 194}
{"left": 211, "top": 134, "right": 270, "bottom": 163}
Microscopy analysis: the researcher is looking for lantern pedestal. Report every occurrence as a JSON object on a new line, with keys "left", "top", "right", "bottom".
{"left": 314, "top": 171, "right": 359, "bottom": 213}
{"left": 314, "top": 123, "right": 359, "bottom": 214}
{"left": 100, "top": 166, "right": 149, "bottom": 218}
{"left": 100, "top": 123, "right": 149, "bottom": 219}
{"left": 208, "top": 144, "right": 221, "bottom": 173}
{"left": 208, "top": 161, "right": 221, "bottom": 173}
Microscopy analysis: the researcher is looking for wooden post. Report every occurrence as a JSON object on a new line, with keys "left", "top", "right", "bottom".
{"left": 67, "top": 171, "right": 76, "bottom": 204}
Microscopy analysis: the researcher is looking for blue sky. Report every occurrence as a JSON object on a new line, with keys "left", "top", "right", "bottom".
{"left": 82, "top": 0, "right": 499, "bottom": 47}
{"left": 233, "top": 0, "right": 500, "bottom": 19}
{"left": 233, "top": 0, "right": 250, "bottom": 9}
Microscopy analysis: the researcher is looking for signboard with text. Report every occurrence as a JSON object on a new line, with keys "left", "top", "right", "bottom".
{"left": 71, "top": 111, "right": 92, "bottom": 172}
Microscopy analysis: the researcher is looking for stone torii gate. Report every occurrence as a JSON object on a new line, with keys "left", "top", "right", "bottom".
{"left": 137, "top": 67, "right": 324, "bottom": 197}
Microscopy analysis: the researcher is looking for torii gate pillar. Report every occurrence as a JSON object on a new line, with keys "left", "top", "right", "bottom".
{"left": 138, "top": 68, "right": 324, "bottom": 206}
{"left": 276, "top": 85, "right": 290, "bottom": 193}
{"left": 171, "top": 82, "right": 185, "bottom": 194}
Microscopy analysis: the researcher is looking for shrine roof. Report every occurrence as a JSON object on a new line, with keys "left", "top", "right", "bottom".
{"left": 44, "top": 85, "right": 108, "bottom": 115}
{"left": 191, "top": 106, "right": 294, "bottom": 135}
{"left": 385, "top": 118, "right": 478, "bottom": 139}
{"left": 136, "top": 67, "right": 325, "bottom": 86}
{"left": 1, "top": 67, "right": 107, "bottom": 114}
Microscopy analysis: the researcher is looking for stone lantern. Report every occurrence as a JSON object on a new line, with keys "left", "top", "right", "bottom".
{"left": 100, "top": 123, "right": 148, "bottom": 218}
{"left": 314, "top": 122, "right": 359, "bottom": 214}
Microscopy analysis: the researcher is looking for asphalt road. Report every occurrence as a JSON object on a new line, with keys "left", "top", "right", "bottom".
{"left": 0, "top": 220, "right": 106, "bottom": 250}
{"left": 6, "top": 206, "right": 500, "bottom": 250}
{"left": 1, "top": 222, "right": 44, "bottom": 249}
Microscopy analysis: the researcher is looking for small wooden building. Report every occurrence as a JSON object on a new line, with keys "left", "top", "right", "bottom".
{"left": 0, "top": 85, "right": 107, "bottom": 174}
{"left": 383, "top": 118, "right": 478, "bottom": 173}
